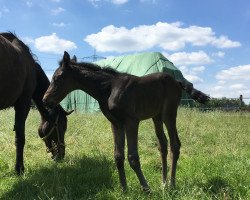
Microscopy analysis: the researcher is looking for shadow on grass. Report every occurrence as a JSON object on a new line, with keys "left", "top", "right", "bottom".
{"left": 201, "top": 176, "right": 235, "bottom": 199}
{"left": 1, "top": 155, "right": 114, "bottom": 200}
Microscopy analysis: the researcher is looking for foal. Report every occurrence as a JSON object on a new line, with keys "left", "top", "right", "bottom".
{"left": 43, "top": 51, "right": 209, "bottom": 191}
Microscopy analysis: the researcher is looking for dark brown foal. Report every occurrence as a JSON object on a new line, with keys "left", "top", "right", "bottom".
{"left": 43, "top": 51, "right": 209, "bottom": 191}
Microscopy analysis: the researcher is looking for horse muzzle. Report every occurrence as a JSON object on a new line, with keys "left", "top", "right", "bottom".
{"left": 50, "top": 141, "right": 65, "bottom": 161}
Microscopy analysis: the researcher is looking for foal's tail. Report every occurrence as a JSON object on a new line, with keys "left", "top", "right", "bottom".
{"left": 178, "top": 80, "right": 210, "bottom": 104}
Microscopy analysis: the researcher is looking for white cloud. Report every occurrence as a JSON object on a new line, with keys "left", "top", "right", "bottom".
{"left": 88, "top": 0, "right": 101, "bottom": 7}
{"left": 168, "top": 50, "right": 208, "bottom": 84}
{"left": 229, "top": 84, "right": 246, "bottom": 90}
{"left": 216, "top": 65, "right": 250, "bottom": 80}
{"left": 0, "top": 6, "right": 9, "bottom": 18}
{"left": 26, "top": 0, "right": 60, "bottom": 7}
{"left": 163, "top": 51, "right": 212, "bottom": 66}
{"left": 22, "top": 37, "right": 35, "bottom": 45}
{"left": 84, "top": 22, "right": 241, "bottom": 53}
{"left": 52, "top": 22, "right": 66, "bottom": 27}
{"left": 51, "top": 7, "right": 65, "bottom": 15}
{"left": 111, "top": 0, "right": 128, "bottom": 4}
{"left": 185, "top": 74, "right": 203, "bottom": 83}
{"left": 178, "top": 65, "right": 205, "bottom": 83}
{"left": 26, "top": 1, "right": 33, "bottom": 7}
{"left": 214, "top": 86, "right": 223, "bottom": 91}
{"left": 34, "top": 33, "right": 77, "bottom": 54}
{"left": 212, "top": 51, "right": 225, "bottom": 58}
{"left": 88, "top": 0, "right": 127, "bottom": 7}
{"left": 209, "top": 64, "right": 250, "bottom": 100}
{"left": 208, "top": 86, "right": 250, "bottom": 100}
{"left": 192, "top": 66, "right": 206, "bottom": 72}
{"left": 140, "top": 0, "right": 157, "bottom": 3}
{"left": 212, "top": 36, "right": 241, "bottom": 48}
{"left": 3, "top": 6, "right": 9, "bottom": 13}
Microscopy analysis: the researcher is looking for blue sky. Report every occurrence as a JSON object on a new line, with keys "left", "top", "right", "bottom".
{"left": 1, "top": 0, "right": 250, "bottom": 101}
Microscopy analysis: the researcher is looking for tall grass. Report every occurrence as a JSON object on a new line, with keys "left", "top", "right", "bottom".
{"left": 0, "top": 108, "right": 249, "bottom": 199}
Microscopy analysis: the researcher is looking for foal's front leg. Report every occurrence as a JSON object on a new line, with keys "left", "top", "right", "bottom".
{"left": 125, "top": 119, "right": 150, "bottom": 192}
{"left": 111, "top": 123, "right": 127, "bottom": 191}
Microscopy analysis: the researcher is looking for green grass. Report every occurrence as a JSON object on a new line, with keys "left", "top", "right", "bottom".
{"left": 0, "top": 108, "right": 249, "bottom": 199}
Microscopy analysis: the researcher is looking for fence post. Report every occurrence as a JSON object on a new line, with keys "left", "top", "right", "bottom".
{"left": 239, "top": 94, "right": 243, "bottom": 108}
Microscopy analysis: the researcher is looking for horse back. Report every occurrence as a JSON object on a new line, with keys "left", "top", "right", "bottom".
{"left": 0, "top": 35, "right": 36, "bottom": 109}
{"left": 107, "top": 73, "right": 182, "bottom": 120}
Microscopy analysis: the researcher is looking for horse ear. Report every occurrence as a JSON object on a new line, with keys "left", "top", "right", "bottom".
{"left": 72, "top": 55, "right": 77, "bottom": 63}
{"left": 63, "top": 51, "right": 70, "bottom": 65}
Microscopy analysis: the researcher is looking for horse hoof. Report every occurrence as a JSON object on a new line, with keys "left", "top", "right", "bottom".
{"left": 15, "top": 165, "right": 24, "bottom": 175}
{"left": 169, "top": 182, "right": 176, "bottom": 190}
{"left": 121, "top": 186, "right": 127, "bottom": 193}
{"left": 142, "top": 186, "right": 151, "bottom": 194}
{"left": 52, "top": 155, "right": 64, "bottom": 162}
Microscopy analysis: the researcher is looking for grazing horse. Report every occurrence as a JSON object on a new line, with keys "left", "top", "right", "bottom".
{"left": 0, "top": 33, "right": 71, "bottom": 175}
{"left": 43, "top": 51, "right": 209, "bottom": 192}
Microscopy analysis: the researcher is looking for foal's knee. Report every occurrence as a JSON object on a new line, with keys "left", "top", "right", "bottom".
{"left": 128, "top": 154, "right": 140, "bottom": 170}
{"left": 15, "top": 137, "right": 25, "bottom": 148}
{"left": 158, "top": 140, "right": 168, "bottom": 157}
{"left": 171, "top": 142, "right": 181, "bottom": 159}
{"left": 156, "top": 133, "right": 168, "bottom": 155}
{"left": 114, "top": 154, "right": 125, "bottom": 169}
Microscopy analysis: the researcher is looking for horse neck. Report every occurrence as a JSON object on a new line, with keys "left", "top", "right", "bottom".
{"left": 73, "top": 66, "right": 113, "bottom": 101}
{"left": 32, "top": 64, "right": 52, "bottom": 120}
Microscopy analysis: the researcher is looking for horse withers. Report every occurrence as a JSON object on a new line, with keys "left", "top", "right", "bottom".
{"left": 0, "top": 33, "right": 71, "bottom": 174}
{"left": 43, "top": 51, "right": 209, "bottom": 192}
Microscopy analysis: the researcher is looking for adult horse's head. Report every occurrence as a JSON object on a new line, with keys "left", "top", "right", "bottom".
{"left": 38, "top": 106, "right": 73, "bottom": 160}
{"left": 34, "top": 61, "right": 74, "bottom": 161}
{"left": 43, "top": 51, "right": 77, "bottom": 109}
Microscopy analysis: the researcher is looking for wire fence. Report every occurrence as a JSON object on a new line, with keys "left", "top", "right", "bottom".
{"left": 180, "top": 97, "right": 250, "bottom": 112}
{"left": 57, "top": 97, "right": 250, "bottom": 113}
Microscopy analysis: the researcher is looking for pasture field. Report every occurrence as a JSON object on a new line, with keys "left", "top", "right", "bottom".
{"left": 0, "top": 108, "right": 249, "bottom": 200}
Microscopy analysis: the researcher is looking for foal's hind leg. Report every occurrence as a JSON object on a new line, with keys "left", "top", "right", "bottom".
{"left": 14, "top": 98, "right": 31, "bottom": 175}
{"left": 152, "top": 115, "right": 168, "bottom": 187}
{"left": 111, "top": 123, "right": 127, "bottom": 191}
{"left": 163, "top": 108, "right": 181, "bottom": 188}
{"left": 125, "top": 118, "right": 150, "bottom": 192}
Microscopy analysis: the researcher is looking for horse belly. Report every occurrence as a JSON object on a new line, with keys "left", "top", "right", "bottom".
{"left": 134, "top": 93, "right": 163, "bottom": 120}
{"left": 0, "top": 74, "right": 25, "bottom": 109}
{"left": 0, "top": 88, "right": 22, "bottom": 109}
{"left": 135, "top": 101, "right": 162, "bottom": 120}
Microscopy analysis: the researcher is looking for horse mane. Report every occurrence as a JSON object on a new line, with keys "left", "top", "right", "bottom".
{"left": 0, "top": 32, "right": 38, "bottom": 62}
{"left": 102, "top": 67, "right": 121, "bottom": 76}
{"left": 59, "top": 59, "right": 123, "bottom": 78}
{"left": 77, "top": 62, "right": 124, "bottom": 78}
